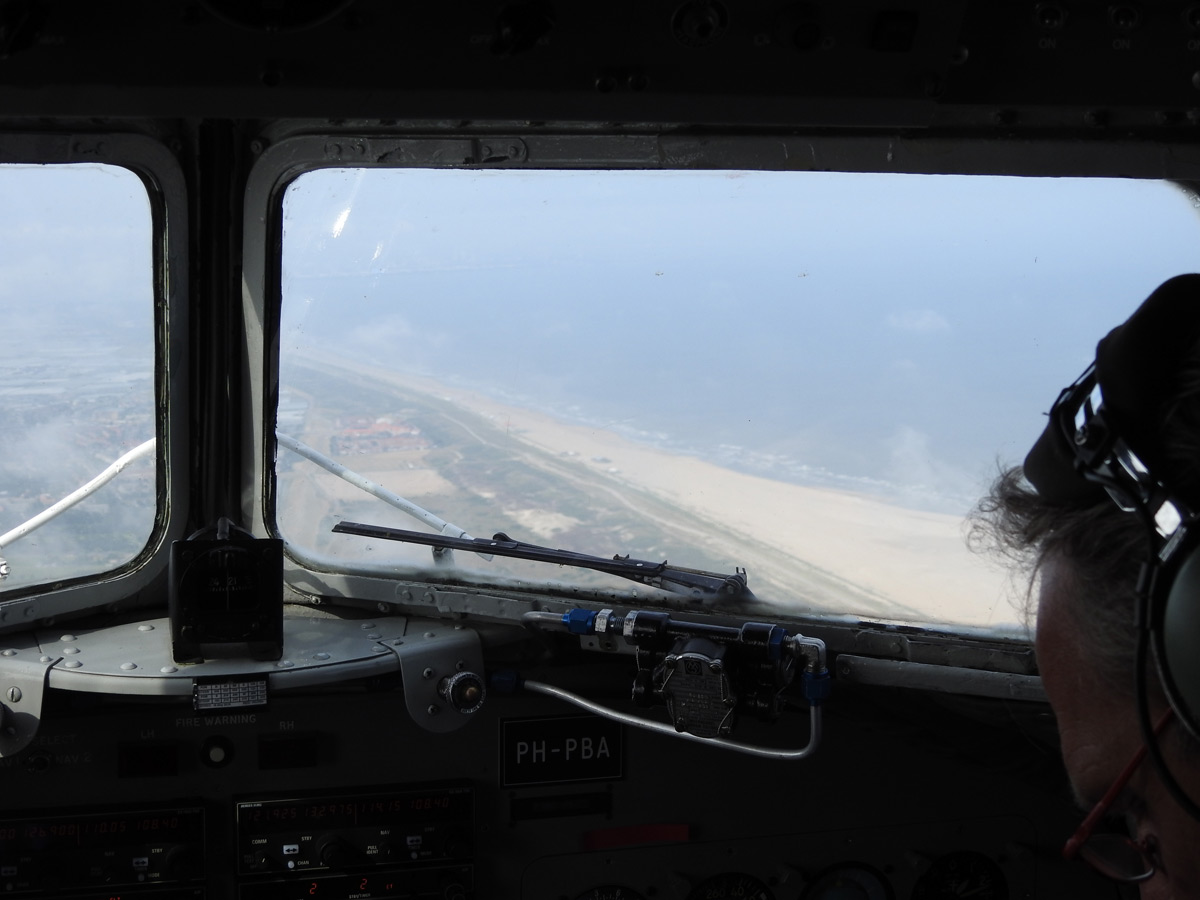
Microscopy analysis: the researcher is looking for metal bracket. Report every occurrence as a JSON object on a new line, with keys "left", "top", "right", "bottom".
{"left": 392, "top": 622, "right": 486, "bottom": 734}
{"left": 0, "top": 632, "right": 58, "bottom": 757}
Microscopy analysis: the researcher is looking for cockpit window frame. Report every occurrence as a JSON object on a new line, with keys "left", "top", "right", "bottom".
{"left": 242, "top": 130, "right": 1200, "bottom": 643}
{"left": 0, "top": 133, "right": 189, "bottom": 631}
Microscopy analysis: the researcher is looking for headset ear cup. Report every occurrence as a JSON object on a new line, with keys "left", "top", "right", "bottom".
{"left": 1160, "top": 536, "right": 1200, "bottom": 737}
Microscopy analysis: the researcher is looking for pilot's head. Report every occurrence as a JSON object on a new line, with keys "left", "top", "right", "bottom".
{"left": 975, "top": 274, "right": 1200, "bottom": 898}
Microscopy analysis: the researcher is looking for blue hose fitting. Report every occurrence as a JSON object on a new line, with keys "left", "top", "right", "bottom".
{"left": 563, "top": 608, "right": 598, "bottom": 635}
{"left": 803, "top": 669, "right": 832, "bottom": 705}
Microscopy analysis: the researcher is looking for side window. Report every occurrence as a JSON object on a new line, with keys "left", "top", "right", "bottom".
{"left": 0, "top": 164, "right": 157, "bottom": 592}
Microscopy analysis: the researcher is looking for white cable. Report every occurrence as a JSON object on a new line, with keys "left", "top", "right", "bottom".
{"left": 0, "top": 437, "right": 157, "bottom": 554}
{"left": 0, "top": 431, "right": 486, "bottom": 580}
{"left": 523, "top": 678, "right": 822, "bottom": 760}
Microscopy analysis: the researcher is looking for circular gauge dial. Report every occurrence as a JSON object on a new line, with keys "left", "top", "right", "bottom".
{"left": 574, "top": 888, "right": 647, "bottom": 900}
{"left": 803, "top": 863, "right": 893, "bottom": 900}
{"left": 911, "top": 851, "right": 1008, "bottom": 900}
{"left": 686, "top": 873, "right": 775, "bottom": 900}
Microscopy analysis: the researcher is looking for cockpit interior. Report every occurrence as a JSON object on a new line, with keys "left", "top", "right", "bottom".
{"left": 0, "top": 2, "right": 1192, "bottom": 897}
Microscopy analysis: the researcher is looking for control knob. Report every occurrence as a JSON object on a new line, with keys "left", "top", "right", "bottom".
{"left": 439, "top": 671, "right": 485, "bottom": 714}
{"left": 317, "top": 835, "right": 357, "bottom": 869}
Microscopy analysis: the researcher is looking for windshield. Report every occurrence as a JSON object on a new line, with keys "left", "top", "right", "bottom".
{"left": 0, "top": 163, "right": 156, "bottom": 593}
{"left": 275, "top": 167, "right": 1200, "bottom": 630}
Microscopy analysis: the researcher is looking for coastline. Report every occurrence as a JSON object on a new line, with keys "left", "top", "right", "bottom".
{"left": 385, "top": 372, "right": 1017, "bottom": 628}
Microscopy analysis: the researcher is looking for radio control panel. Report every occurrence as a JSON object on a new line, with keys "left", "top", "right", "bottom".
{"left": 236, "top": 783, "right": 474, "bottom": 896}
{"left": 1, "top": 784, "right": 475, "bottom": 900}
{"left": 0, "top": 806, "right": 205, "bottom": 897}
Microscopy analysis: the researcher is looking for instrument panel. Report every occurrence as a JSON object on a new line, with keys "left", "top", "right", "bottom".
{"left": 0, "top": 795, "right": 1033, "bottom": 900}
{"left": 0, "top": 623, "right": 1110, "bottom": 900}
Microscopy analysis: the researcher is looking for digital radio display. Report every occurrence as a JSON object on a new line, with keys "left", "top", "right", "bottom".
{"left": 237, "top": 788, "right": 470, "bottom": 834}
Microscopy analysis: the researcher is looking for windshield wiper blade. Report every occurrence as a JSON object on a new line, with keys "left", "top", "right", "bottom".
{"left": 331, "top": 521, "right": 755, "bottom": 603}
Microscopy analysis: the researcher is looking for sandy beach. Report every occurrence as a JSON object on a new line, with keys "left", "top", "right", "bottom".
{"left": 305, "top": 365, "right": 1021, "bottom": 629}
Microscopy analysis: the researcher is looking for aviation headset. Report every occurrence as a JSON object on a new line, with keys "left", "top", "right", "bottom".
{"left": 1025, "top": 273, "right": 1200, "bottom": 815}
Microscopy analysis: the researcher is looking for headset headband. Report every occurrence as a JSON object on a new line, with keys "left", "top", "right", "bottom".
{"left": 1025, "top": 273, "right": 1200, "bottom": 518}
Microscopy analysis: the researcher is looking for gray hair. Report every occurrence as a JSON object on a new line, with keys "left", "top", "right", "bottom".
{"left": 969, "top": 465, "right": 1149, "bottom": 698}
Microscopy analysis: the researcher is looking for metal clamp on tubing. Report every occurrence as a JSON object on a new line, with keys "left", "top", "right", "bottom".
{"left": 544, "top": 608, "right": 828, "bottom": 663}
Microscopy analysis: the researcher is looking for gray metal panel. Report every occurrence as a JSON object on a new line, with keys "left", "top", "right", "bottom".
{"left": 41, "top": 615, "right": 409, "bottom": 696}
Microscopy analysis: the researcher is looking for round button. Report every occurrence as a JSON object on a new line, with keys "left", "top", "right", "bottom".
{"left": 201, "top": 736, "right": 234, "bottom": 768}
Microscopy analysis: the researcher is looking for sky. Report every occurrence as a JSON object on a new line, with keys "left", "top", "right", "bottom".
{"left": 0, "top": 163, "right": 152, "bottom": 343}
{"left": 279, "top": 168, "right": 1200, "bottom": 512}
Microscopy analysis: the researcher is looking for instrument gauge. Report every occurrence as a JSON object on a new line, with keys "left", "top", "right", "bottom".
{"left": 686, "top": 873, "right": 774, "bottom": 900}
{"left": 573, "top": 888, "right": 647, "bottom": 900}
{"left": 802, "top": 864, "right": 893, "bottom": 900}
{"left": 911, "top": 851, "right": 1008, "bottom": 900}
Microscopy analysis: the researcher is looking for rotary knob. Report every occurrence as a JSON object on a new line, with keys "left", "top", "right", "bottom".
{"left": 439, "top": 671, "right": 485, "bottom": 714}
{"left": 317, "top": 835, "right": 356, "bottom": 868}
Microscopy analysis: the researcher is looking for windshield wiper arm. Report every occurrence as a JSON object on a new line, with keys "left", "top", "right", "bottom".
{"left": 331, "top": 521, "right": 755, "bottom": 603}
